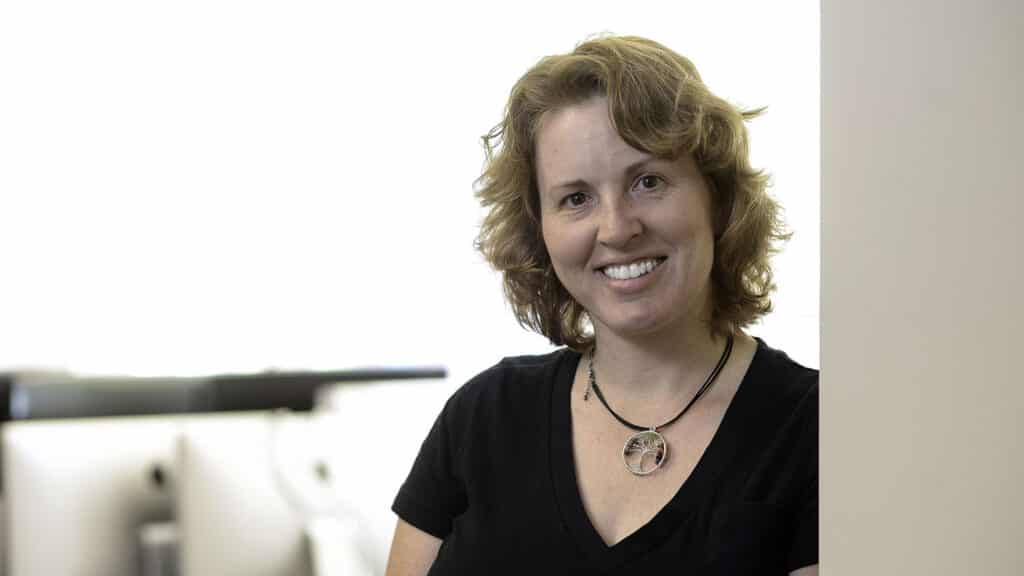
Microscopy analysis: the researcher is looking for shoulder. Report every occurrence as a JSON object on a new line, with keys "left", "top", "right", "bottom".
{"left": 734, "top": 338, "right": 818, "bottom": 444}
{"left": 730, "top": 339, "right": 818, "bottom": 509}
{"left": 452, "top": 348, "right": 578, "bottom": 403}
{"left": 437, "top": 348, "right": 579, "bottom": 428}
{"left": 750, "top": 338, "right": 818, "bottom": 408}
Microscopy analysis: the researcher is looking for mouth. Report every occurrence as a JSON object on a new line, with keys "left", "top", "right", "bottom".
{"left": 598, "top": 257, "right": 667, "bottom": 281}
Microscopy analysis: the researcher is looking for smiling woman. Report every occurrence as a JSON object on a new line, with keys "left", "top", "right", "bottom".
{"left": 385, "top": 35, "right": 818, "bottom": 576}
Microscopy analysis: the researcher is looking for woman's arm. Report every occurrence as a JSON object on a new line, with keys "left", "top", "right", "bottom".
{"left": 791, "top": 564, "right": 819, "bottom": 576}
{"left": 384, "top": 518, "right": 443, "bottom": 576}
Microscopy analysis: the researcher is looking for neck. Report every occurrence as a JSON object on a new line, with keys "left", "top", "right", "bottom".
{"left": 590, "top": 321, "right": 732, "bottom": 411}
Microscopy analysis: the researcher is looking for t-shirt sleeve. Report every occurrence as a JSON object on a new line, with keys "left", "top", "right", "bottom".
{"left": 786, "top": 375, "right": 819, "bottom": 571}
{"left": 391, "top": 391, "right": 469, "bottom": 539}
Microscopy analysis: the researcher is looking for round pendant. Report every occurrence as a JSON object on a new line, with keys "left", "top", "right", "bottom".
{"left": 622, "top": 429, "right": 667, "bottom": 476}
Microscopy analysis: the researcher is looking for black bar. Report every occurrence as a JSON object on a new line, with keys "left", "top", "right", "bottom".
{"left": 0, "top": 366, "right": 447, "bottom": 421}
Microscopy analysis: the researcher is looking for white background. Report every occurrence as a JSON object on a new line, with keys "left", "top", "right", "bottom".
{"left": 0, "top": 0, "right": 819, "bottom": 383}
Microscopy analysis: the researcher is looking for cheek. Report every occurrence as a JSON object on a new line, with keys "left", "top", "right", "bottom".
{"left": 666, "top": 210, "right": 712, "bottom": 248}
{"left": 541, "top": 221, "right": 591, "bottom": 273}
{"left": 658, "top": 213, "right": 715, "bottom": 276}
{"left": 685, "top": 220, "right": 716, "bottom": 279}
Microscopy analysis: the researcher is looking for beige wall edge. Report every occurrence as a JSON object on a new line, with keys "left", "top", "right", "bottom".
{"left": 822, "top": 1, "right": 1024, "bottom": 574}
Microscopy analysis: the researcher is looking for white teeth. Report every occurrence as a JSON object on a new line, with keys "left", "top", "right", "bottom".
{"left": 602, "top": 258, "right": 662, "bottom": 280}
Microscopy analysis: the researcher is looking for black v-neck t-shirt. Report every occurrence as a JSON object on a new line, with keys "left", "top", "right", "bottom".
{"left": 392, "top": 339, "right": 818, "bottom": 575}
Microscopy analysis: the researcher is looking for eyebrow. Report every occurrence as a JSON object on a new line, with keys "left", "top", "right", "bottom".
{"left": 547, "top": 157, "right": 658, "bottom": 193}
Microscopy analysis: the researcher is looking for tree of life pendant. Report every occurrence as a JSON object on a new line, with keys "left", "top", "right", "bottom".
{"left": 622, "top": 429, "right": 667, "bottom": 476}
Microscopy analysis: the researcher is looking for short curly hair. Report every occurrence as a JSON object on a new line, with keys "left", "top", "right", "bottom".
{"left": 474, "top": 35, "right": 789, "bottom": 351}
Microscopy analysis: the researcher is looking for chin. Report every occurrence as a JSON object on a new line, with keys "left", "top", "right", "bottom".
{"left": 593, "top": 309, "right": 673, "bottom": 339}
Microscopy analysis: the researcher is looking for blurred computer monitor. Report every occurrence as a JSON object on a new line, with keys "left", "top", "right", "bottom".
{"left": 175, "top": 411, "right": 378, "bottom": 576}
{"left": 0, "top": 374, "right": 445, "bottom": 576}
{"left": 2, "top": 415, "right": 192, "bottom": 576}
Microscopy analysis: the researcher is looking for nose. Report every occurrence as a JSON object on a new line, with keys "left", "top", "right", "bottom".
{"left": 596, "top": 196, "right": 642, "bottom": 248}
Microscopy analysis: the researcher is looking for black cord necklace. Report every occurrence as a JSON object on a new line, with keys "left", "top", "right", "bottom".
{"left": 585, "top": 335, "right": 734, "bottom": 476}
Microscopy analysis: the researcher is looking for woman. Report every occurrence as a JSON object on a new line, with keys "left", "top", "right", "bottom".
{"left": 386, "top": 35, "right": 818, "bottom": 575}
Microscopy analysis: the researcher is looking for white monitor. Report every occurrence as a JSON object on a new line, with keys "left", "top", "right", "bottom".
{"left": 175, "top": 411, "right": 380, "bottom": 576}
{"left": 2, "top": 415, "right": 188, "bottom": 576}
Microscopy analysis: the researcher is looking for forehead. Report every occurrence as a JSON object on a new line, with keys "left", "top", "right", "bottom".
{"left": 535, "top": 97, "right": 651, "bottom": 188}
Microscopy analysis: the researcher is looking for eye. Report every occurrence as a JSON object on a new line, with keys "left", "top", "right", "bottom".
{"left": 562, "top": 191, "right": 589, "bottom": 208}
{"left": 634, "top": 174, "right": 664, "bottom": 191}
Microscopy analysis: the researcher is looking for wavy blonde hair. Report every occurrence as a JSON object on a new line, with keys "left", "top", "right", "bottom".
{"left": 474, "top": 35, "right": 789, "bottom": 350}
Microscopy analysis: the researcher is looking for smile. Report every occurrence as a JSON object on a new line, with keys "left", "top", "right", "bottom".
{"left": 599, "top": 257, "right": 666, "bottom": 280}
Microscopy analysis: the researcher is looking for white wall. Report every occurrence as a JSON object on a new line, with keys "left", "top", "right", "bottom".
{"left": 822, "top": 0, "right": 1024, "bottom": 573}
{"left": 0, "top": 0, "right": 819, "bottom": 385}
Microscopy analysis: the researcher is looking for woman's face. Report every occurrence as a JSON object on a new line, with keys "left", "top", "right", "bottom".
{"left": 536, "top": 96, "right": 716, "bottom": 341}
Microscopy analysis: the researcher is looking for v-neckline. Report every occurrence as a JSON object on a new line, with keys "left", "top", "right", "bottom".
{"left": 548, "top": 339, "right": 766, "bottom": 568}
